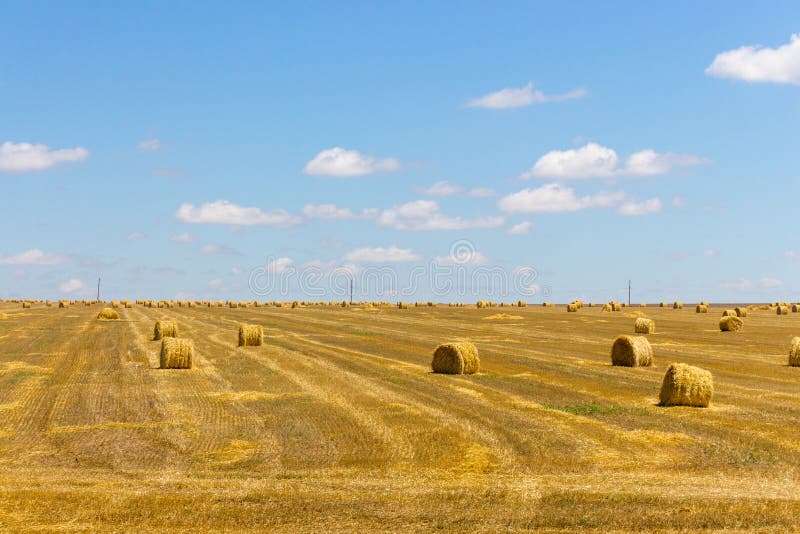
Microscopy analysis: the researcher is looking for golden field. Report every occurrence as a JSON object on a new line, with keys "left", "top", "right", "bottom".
{"left": 1, "top": 301, "right": 800, "bottom": 531}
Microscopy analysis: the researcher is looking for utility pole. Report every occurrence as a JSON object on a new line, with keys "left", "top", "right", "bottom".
{"left": 349, "top": 278, "right": 354, "bottom": 304}
{"left": 628, "top": 279, "right": 631, "bottom": 306}
{"left": 97, "top": 277, "right": 101, "bottom": 301}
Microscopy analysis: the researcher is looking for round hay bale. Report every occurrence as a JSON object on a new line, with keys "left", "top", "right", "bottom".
{"left": 721, "top": 309, "right": 737, "bottom": 317}
{"left": 97, "top": 308, "right": 120, "bottom": 320}
{"left": 517, "top": 300, "right": 527, "bottom": 308}
{"left": 720, "top": 316, "right": 743, "bottom": 332}
{"left": 659, "top": 302, "right": 667, "bottom": 308}
{"left": 777, "top": 306, "right": 790, "bottom": 315}
{"left": 790, "top": 337, "right": 800, "bottom": 367}
{"left": 792, "top": 304, "right": 800, "bottom": 313}
{"left": 291, "top": 301, "right": 300, "bottom": 309}
{"left": 611, "top": 302, "right": 622, "bottom": 312}
{"left": 431, "top": 342, "right": 480, "bottom": 375}
{"left": 238, "top": 324, "right": 263, "bottom": 347}
{"left": 611, "top": 335, "right": 653, "bottom": 367}
{"left": 695, "top": 304, "right": 708, "bottom": 313}
{"left": 673, "top": 301, "right": 683, "bottom": 309}
{"left": 153, "top": 320, "right": 178, "bottom": 340}
{"left": 566, "top": 303, "right": 578, "bottom": 312}
{"left": 601, "top": 303, "right": 612, "bottom": 312}
{"left": 397, "top": 302, "right": 409, "bottom": 309}
{"left": 734, "top": 307, "right": 747, "bottom": 317}
{"left": 659, "top": 363, "right": 713, "bottom": 407}
{"left": 22, "top": 302, "right": 31, "bottom": 309}
{"left": 160, "top": 338, "right": 193, "bottom": 369}
{"left": 634, "top": 317, "right": 655, "bottom": 334}
{"left": 58, "top": 300, "right": 69, "bottom": 308}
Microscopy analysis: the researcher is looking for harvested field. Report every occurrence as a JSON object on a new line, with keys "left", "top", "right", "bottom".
{"left": 1, "top": 301, "right": 800, "bottom": 531}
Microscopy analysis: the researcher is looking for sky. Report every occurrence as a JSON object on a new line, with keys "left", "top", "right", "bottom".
{"left": 0, "top": 1, "right": 798, "bottom": 303}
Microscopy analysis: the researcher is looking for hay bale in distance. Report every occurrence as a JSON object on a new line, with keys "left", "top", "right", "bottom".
{"left": 721, "top": 309, "right": 738, "bottom": 317}
{"left": 160, "top": 338, "right": 193, "bottom": 369}
{"left": 720, "top": 316, "right": 743, "bottom": 332}
{"left": 153, "top": 320, "right": 178, "bottom": 340}
{"left": 58, "top": 300, "right": 69, "bottom": 308}
{"left": 601, "top": 303, "right": 612, "bottom": 312}
{"left": 789, "top": 337, "right": 800, "bottom": 367}
{"left": 777, "top": 306, "right": 790, "bottom": 315}
{"left": 431, "top": 342, "right": 480, "bottom": 375}
{"left": 734, "top": 307, "right": 747, "bottom": 317}
{"left": 611, "top": 335, "right": 653, "bottom": 367}
{"left": 790, "top": 337, "right": 800, "bottom": 367}
{"left": 696, "top": 304, "right": 708, "bottom": 313}
{"left": 634, "top": 317, "right": 655, "bottom": 334}
{"left": 611, "top": 302, "right": 622, "bottom": 312}
{"left": 659, "top": 363, "right": 713, "bottom": 407}
{"left": 673, "top": 301, "right": 683, "bottom": 309}
{"left": 97, "top": 308, "right": 120, "bottom": 320}
{"left": 792, "top": 304, "right": 800, "bottom": 313}
{"left": 238, "top": 324, "right": 264, "bottom": 347}
{"left": 22, "top": 302, "right": 31, "bottom": 308}
{"left": 566, "top": 303, "right": 578, "bottom": 312}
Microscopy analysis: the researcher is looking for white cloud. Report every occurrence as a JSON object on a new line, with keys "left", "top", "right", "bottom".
{"left": 199, "top": 244, "right": 240, "bottom": 255}
{"left": 621, "top": 150, "right": 709, "bottom": 177}
{"left": 267, "top": 257, "right": 295, "bottom": 273}
{"left": 0, "top": 141, "right": 89, "bottom": 172}
{"left": 520, "top": 143, "right": 707, "bottom": 180}
{"left": 176, "top": 200, "right": 302, "bottom": 226}
{"left": 704, "top": 249, "right": 718, "bottom": 258}
{"left": 617, "top": 198, "right": 662, "bottom": 216}
{"left": 303, "top": 147, "right": 401, "bottom": 177}
{"left": 208, "top": 278, "right": 224, "bottom": 288}
{"left": 230, "top": 267, "right": 243, "bottom": 276}
{"left": 786, "top": 251, "right": 800, "bottom": 260}
{"left": 0, "top": 249, "right": 68, "bottom": 265}
{"left": 433, "top": 251, "right": 489, "bottom": 266}
{"left": 138, "top": 139, "right": 161, "bottom": 151}
{"left": 59, "top": 278, "right": 84, "bottom": 294}
{"left": 508, "top": 221, "right": 533, "bottom": 235}
{"left": 722, "top": 277, "right": 784, "bottom": 290}
{"left": 343, "top": 246, "right": 420, "bottom": 263}
{"left": 377, "top": 200, "right": 504, "bottom": 231}
{"left": 672, "top": 196, "right": 686, "bottom": 208}
{"left": 467, "top": 82, "right": 588, "bottom": 109}
{"left": 468, "top": 187, "right": 497, "bottom": 198}
{"left": 418, "top": 180, "right": 463, "bottom": 197}
{"left": 302, "top": 204, "right": 377, "bottom": 220}
{"left": 498, "top": 183, "right": 625, "bottom": 214}
{"left": 170, "top": 232, "right": 195, "bottom": 243}
{"left": 127, "top": 231, "right": 145, "bottom": 240}
{"left": 706, "top": 34, "right": 800, "bottom": 84}
{"left": 720, "top": 278, "right": 754, "bottom": 290}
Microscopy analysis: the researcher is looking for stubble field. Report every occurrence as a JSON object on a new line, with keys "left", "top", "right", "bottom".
{"left": 1, "top": 301, "right": 800, "bottom": 531}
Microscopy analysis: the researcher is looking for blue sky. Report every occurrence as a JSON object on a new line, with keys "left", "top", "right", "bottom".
{"left": 1, "top": 1, "right": 798, "bottom": 303}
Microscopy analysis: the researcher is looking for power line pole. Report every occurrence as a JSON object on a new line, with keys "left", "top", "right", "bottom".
{"left": 97, "top": 277, "right": 101, "bottom": 301}
{"left": 628, "top": 279, "right": 631, "bottom": 306}
{"left": 349, "top": 278, "right": 354, "bottom": 304}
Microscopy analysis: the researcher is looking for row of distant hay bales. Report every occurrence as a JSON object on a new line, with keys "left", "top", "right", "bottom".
{"left": 432, "top": 330, "right": 714, "bottom": 407}
{"left": 153, "top": 320, "right": 265, "bottom": 370}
